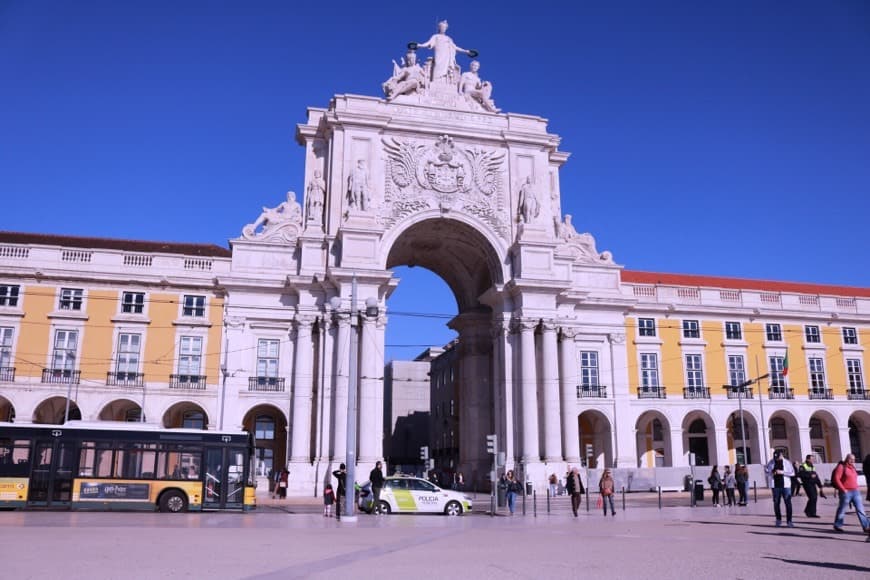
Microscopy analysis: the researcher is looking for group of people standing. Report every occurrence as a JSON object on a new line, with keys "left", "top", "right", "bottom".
{"left": 503, "top": 468, "right": 616, "bottom": 517}
{"left": 706, "top": 463, "right": 750, "bottom": 506}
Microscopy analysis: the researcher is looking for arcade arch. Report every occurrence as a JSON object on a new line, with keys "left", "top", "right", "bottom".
{"left": 577, "top": 410, "right": 612, "bottom": 468}
{"left": 682, "top": 412, "right": 716, "bottom": 467}
{"left": 242, "top": 404, "right": 288, "bottom": 480}
{"left": 726, "top": 410, "right": 759, "bottom": 465}
{"left": 98, "top": 398, "right": 143, "bottom": 422}
{"left": 0, "top": 395, "right": 14, "bottom": 422}
{"left": 162, "top": 402, "right": 208, "bottom": 429}
{"left": 33, "top": 396, "right": 80, "bottom": 424}
{"left": 636, "top": 411, "right": 671, "bottom": 468}
{"left": 849, "top": 411, "right": 870, "bottom": 459}
{"left": 768, "top": 410, "right": 800, "bottom": 461}
{"left": 808, "top": 410, "right": 841, "bottom": 463}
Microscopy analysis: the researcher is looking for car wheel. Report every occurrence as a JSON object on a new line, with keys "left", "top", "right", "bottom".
{"left": 378, "top": 500, "right": 391, "bottom": 515}
{"left": 159, "top": 490, "right": 188, "bottom": 513}
{"left": 444, "top": 500, "right": 463, "bottom": 516}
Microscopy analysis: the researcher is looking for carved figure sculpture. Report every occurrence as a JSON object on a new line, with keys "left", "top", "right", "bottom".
{"left": 459, "top": 61, "right": 499, "bottom": 113}
{"left": 558, "top": 214, "right": 614, "bottom": 263}
{"left": 242, "top": 191, "right": 302, "bottom": 239}
{"left": 383, "top": 51, "right": 427, "bottom": 100}
{"left": 347, "top": 160, "right": 371, "bottom": 211}
{"left": 517, "top": 177, "right": 540, "bottom": 224}
{"left": 416, "top": 20, "right": 472, "bottom": 84}
{"left": 306, "top": 170, "right": 326, "bottom": 223}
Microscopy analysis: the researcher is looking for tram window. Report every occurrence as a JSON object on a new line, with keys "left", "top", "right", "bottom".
{"left": 119, "top": 449, "right": 157, "bottom": 479}
{"left": 79, "top": 442, "right": 113, "bottom": 477}
{"left": 157, "top": 451, "right": 201, "bottom": 480}
{"left": 0, "top": 439, "right": 31, "bottom": 476}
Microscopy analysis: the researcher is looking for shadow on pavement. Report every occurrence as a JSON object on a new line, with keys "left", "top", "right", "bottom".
{"left": 762, "top": 556, "right": 870, "bottom": 573}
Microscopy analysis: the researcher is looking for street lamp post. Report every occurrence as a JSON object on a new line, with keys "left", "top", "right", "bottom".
{"left": 723, "top": 373, "right": 769, "bottom": 465}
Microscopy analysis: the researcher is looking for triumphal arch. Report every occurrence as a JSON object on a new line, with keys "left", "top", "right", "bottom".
{"left": 223, "top": 21, "right": 632, "bottom": 494}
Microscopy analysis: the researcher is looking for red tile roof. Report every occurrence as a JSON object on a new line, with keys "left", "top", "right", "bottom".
{"left": 621, "top": 270, "right": 870, "bottom": 298}
{"left": 0, "top": 231, "right": 231, "bottom": 258}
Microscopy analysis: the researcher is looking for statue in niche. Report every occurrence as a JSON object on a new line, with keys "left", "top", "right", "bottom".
{"left": 347, "top": 159, "right": 371, "bottom": 211}
{"left": 414, "top": 20, "right": 474, "bottom": 84}
{"left": 459, "top": 61, "right": 499, "bottom": 113}
{"left": 517, "top": 177, "right": 540, "bottom": 224}
{"left": 383, "top": 51, "right": 427, "bottom": 100}
{"left": 305, "top": 170, "right": 326, "bottom": 224}
{"left": 242, "top": 191, "right": 302, "bottom": 239}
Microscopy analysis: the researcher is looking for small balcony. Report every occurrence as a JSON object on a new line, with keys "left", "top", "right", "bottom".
{"left": 0, "top": 367, "right": 15, "bottom": 382}
{"left": 248, "top": 377, "right": 286, "bottom": 393}
{"left": 169, "top": 374, "right": 207, "bottom": 390}
{"left": 638, "top": 386, "right": 666, "bottom": 399}
{"left": 847, "top": 389, "right": 868, "bottom": 401}
{"left": 768, "top": 387, "right": 794, "bottom": 400}
{"left": 106, "top": 372, "right": 144, "bottom": 388}
{"left": 683, "top": 386, "right": 710, "bottom": 399}
{"left": 41, "top": 368, "right": 81, "bottom": 385}
{"left": 725, "top": 386, "right": 753, "bottom": 399}
{"left": 577, "top": 384, "right": 607, "bottom": 398}
{"left": 807, "top": 387, "right": 833, "bottom": 400}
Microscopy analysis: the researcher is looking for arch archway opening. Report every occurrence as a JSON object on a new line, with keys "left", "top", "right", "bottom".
{"left": 163, "top": 403, "right": 208, "bottom": 430}
{"left": 242, "top": 405, "right": 288, "bottom": 487}
{"left": 578, "top": 410, "right": 612, "bottom": 468}
{"left": 0, "top": 396, "right": 14, "bottom": 422}
{"left": 33, "top": 397, "right": 80, "bottom": 424}
{"left": 682, "top": 412, "right": 716, "bottom": 467}
{"left": 636, "top": 412, "right": 671, "bottom": 468}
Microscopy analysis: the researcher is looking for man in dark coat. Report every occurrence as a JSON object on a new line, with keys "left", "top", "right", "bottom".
{"left": 566, "top": 467, "right": 585, "bottom": 517}
{"left": 369, "top": 461, "right": 385, "bottom": 514}
{"left": 332, "top": 463, "right": 347, "bottom": 520}
{"left": 797, "top": 454, "right": 826, "bottom": 517}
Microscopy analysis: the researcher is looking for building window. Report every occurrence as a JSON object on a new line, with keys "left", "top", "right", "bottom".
{"left": 682, "top": 320, "right": 700, "bottom": 339}
{"left": 809, "top": 418, "right": 823, "bottom": 439}
{"left": 59, "top": 288, "right": 83, "bottom": 311}
{"left": 178, "top": 336, "right": 203, "bottom": 377}
{"left": 256, "top": 339, "right": 280, "bottom": 378}
{"left": 182, "top": 295, "right": 205, "bottom": 317}
{"left": 804, "top": 325, "right": 821, "bottom": 344}
{"left": 52, "top": 329, "right": 78, "bottom": 370}
{"left": 770, "top": 418, "right": 787, "bottom": 440}
{"left": 121, "top": 292, "right": 145, "bottom": 314}
{"left": 685, "top": 354, "right": 704, "bottom": 389}
{"left": 808, "top": 357, "right": 825, "bottom": 389}
{"left": 638, "top": 318, "right": 656, "bottom": 337}
{"left": 116, "top": 333, "right": 141, "bottom": 377}
{"left": 640, "top": 353, "right": 660, "bottom": 388}
{"left": 727, "top": 355, "right": 746, "bottom": 386}
{"left": 765, "top": 323, "right": 782, "bottom": 342}
{"left": 124, "top": 408, "right": 142, "bottom": 422}
{"left": 0, "top": 327, "right": 13, "bottom": 368}
{"left": 182, "top": 410, "right": 205, "bottom": 430}
{"left": 769, "top": 356, "right": 786, "bottom": 388}
{"left": 847, "top": 359, "right": 864, "bottom": 391}
{"left": 579, "top": 351, "right": 599, "bottom": 386}
{"left": 0, "top": 285, "right": 20, "bottom": 307}
{"left": 725, "top": 322, "right": 742, "bottom": 341}
{"left": 652, "top": 419, "right": 663, "bottom": 441}
{"left": 842, "top": 327, "right": 858, "bottom": 345}
{"left": 254, "top": 415, "right": 275, "bottom": 440}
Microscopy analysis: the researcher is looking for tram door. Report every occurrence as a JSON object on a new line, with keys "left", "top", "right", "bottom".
{"left": 27, "top": 436, "right": 75, "bottom": 508}
{"left": 203, "top": 446, "right": 246, "bottom": 510}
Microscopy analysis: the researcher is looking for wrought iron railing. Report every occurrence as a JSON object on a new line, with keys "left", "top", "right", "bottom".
{"left": 106, "top": 372, "right": 144, "bottom": 387}
{"left": 41, "top": 368, "right": 81, "bottom": 384}
{"left": 0, "top": 367, "right": 15, "bottom": 382}
{"left": 846, "top": 389, "right": 868, "bottom": 401}
{"left": 768, "top": 387, "right": 794, "bottom": 400}
{"left": 638, "top": 386, "right": 666, "bottom": 399}
{"left": 683, "top": 386, "right": 710, "bottom": 399}
{"left": 169, "top": 374, "right": 207, "bottom": 390}
{"left": 248, "top": 377, "right": 286, "bottom": 392}
{"left": 725, "top": 386, "right": 753, "bottom": 399}
{"left": 577, "top": 385, "right": 607, "bottom": 398}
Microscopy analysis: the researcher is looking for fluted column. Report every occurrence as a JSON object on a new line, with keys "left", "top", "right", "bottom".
{"left": 332, "top": 312, "right": 350, "bottom": 459}
{"left": 358, "top": 315, "right": 379, "bottom": 461}
{"left": 290, "top": 315, "right": 315, "bottom": 462}
{"left": 541, "top": 320, "right": 561, "bottom": 461}
{"left": 559, "top": 327, "right": 581, "bottom": 463}
{"left": 518, "top": 318, "right": 539, "bottom": 461}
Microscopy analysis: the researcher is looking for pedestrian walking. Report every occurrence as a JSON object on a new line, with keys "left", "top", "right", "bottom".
{"left": 765, "top": 450, "right": 795, "bottom": 528}
{"left": 504, "top": 470, "right": 521, "bottom": 515}
{"left": 276, "top": 468, "right": 289, "bottom": 500}
{"left": 566, "top": 467, "right": 585, "bottom": 517}
{"left": 797, "top": 455, "right": 825, "bottom": 518}
{"left": 723, "top": 465, "right": 736, "bottom": 507}
{"left": 332, "top": 463, "right": 347, "bottom": 520}
{"left": 598, "top": 469, "right": 616, "bottom": 516}
{"left": 790, "top": 461, "right": 802, "bottom": 496}
{"left": 708, "top": 465, "right": 722, "bottom": 507}
{"left": 735, "top": 463, "right": 748, "bottom": 506}
{"left": 323, "top": 483, "right": 335, "bottom": 517}
{"left": 831, "top": 453, "right": 869, "bottom": 534}
{"left": 548, "top": 473, "right": 558, "bottom": 497}
{"left": 369, "top": 461, "right": 385, "bottom": 514}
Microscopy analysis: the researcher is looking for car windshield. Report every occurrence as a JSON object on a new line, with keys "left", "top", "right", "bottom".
{"left": 410, "top": 479, "right": 438, "bottom": 492}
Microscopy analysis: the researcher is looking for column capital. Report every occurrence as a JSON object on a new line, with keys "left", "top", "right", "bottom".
{"left": 295, "top": 314, "right": 317, "bottom": 329}
{"left": 560, "top": 326, "right": 580, "bottom": 340}
{"left": 540, "top": 320, "right": 557, "bottom": 333}
{"left": 608, "top": 333, "right": 626, "bottom": 345}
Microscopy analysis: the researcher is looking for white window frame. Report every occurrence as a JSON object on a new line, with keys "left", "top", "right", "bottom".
{"left": 51, "top": 329, "right": 79, "bottom": 371}
{"left": 0, "top": 327, "right": 13, "bottom": 369}
{"left": 804, "top": 325, "right": 821, "bottom": 344}
{"left": 579, "top": 351, "right": 599, "bottom": 387}
{"left": 725, "top": 321, "right": 742, "bottom": 341}
{"left": 177, "top": 336, "right": 203, "bottom": 378}
{"left": 846, "top": 359, "right": 864, "bottom": 391}
{"left": 181, "top": 295, "right": 206, "bottom": 318}
{"left": 842, "top": 327, "right": 858, "bottom": 346}
{"left": 116, "top": 333, "right": 142, "bottom": 377}
{"left": 256, "top": 338, "right": 280, "bottom": 378}
{"left": 727, "top": 355, "right": 746, "bottom": 387}
{"left": 640, "top": 353, "right": 660, "bottom": 389}
{"left": 685, "top": 354, "right": 704, "bottom": 390}
{"left": 765, "top": 323, "right": 782, "bottom": 342}
{"left": 0, "top": 285, "right": 20, "bottom": 308}
{"left": 638, "top": 318, "right": 656, "bottom": 337}
{"left": 808, "top": 357, "right": 826, "bottom": 389}
{"left": 59, "top": 288, "right": 84, "bottom": 311}
{"left": 769, "top": 356, "right": 787, "bottom": 388}
{"left": 682, "top": 320, "right": 700, "bottom": 339}
{"left": 121, "top": 292, "right": 146, "bottom": 314}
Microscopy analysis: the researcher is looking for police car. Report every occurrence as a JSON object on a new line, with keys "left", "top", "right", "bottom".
{"left": 366, "top": 475, "right": 472, "bottom": 516}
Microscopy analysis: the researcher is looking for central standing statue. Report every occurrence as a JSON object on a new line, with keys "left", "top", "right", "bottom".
{"left": 415, "top": 20, "right": 473, "bottom": 84}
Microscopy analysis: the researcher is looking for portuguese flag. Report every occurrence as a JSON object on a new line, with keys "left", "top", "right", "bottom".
{"left": 782, "top": 350, "right": 789, "bottom": 377}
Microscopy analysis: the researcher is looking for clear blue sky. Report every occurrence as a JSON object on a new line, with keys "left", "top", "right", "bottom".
{"left": 2, "top": 1, "right": 869, "bottom": 361}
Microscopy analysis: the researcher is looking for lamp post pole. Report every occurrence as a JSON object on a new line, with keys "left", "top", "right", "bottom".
{"left": 344, "top": 275, "right": 359, "bottom": 523}
{"left": 724, "top": 372, "right": 769, "bottom": 465}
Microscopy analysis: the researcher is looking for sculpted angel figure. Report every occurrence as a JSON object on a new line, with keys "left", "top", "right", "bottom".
{"left": 306, "top": 170, "right": 326, "bottom": 223}
{"left": 347, "top": 159, "right": 371, "bottom": 211}
{"left": 459, "top": 61, "right": 499, "bottom": 113}
{"left": 243, "top": 191, "right": 302, "bottom": 237}
{"left": 383, "top": 51, "right": 427, "bottom": 100}
{"left": 517, "top": 177, "right": 540, "bottom": 223}
{"left": 416, "top": 20, "right": 472, "bottom": 84}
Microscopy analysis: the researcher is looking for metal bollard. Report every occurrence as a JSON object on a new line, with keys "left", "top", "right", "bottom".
{"left": 622, "top": 486, "right": 626, "bottom": 511}
{"left": 546, "top": 489, "right": 550, "bottom": 514}
{"left": 586, "top": 487, "right": 590, "bottom": 512}
{"left": 658, "top": 486, "right": 662, "bottom": 510}
{"left": 753, "top": 481, "right": 757, "bottom": 503}
{"left": 533, "top": 490, "right": 537, "bottom": 517}
{"left": 522, "top": 485, "right": 527, "bottom": 515}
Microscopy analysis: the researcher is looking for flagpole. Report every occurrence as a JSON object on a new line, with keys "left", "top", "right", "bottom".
{"left": 756, "top": 354, "right": 769, "bottom": 463}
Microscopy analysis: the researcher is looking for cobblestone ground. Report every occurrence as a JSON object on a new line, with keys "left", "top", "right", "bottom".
{"left": 2, "top": 489, "right": 867, "bottom": 579}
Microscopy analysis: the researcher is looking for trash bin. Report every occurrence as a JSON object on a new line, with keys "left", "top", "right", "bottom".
{"left": 497, "top": 481, "right": 507, "bottom": 507}
{"left": 693, "top": 480, "right": 705, "bottom": 502}
{"left": 525, "top": 481, "right": 533, "bottom": 496}
{"left": 684, "top": 475, "right": 693, "bottom": 492}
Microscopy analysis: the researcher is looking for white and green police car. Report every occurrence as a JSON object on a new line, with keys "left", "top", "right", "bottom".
{"left": 374, "top": 475, "right": 472, "bottom": 516}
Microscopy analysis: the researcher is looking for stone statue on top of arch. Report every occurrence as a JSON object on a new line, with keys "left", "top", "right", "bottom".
{"left": 414, "top": 20, "right": 473, "bottom": 85}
